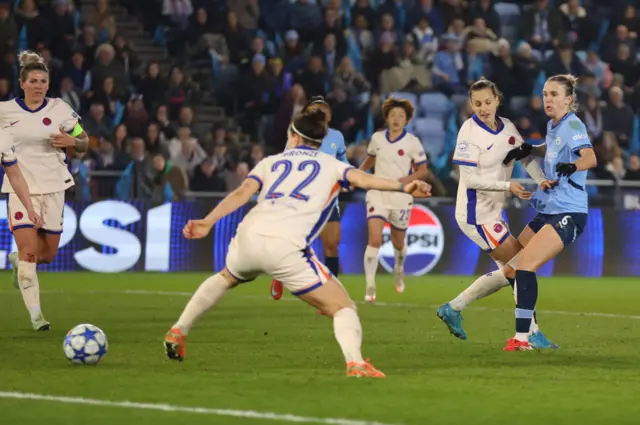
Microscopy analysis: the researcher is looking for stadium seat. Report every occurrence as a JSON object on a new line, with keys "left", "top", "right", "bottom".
{"left": 451, "top": 94, "right": 468, "bottom": 110}
{"left": 419, "top": 92, "right": 450, "bottom": 119}
{"left": 509, "top": 96, "right": 530, "bottom": 114}
{"left": 414, "top": 117, "right": 447, "bottom": 158}
{"left": 387, "top": 92, "right": 418, "bottom": 108}
{"left": 494, "top": 3, "right": 521, "bottom": 42}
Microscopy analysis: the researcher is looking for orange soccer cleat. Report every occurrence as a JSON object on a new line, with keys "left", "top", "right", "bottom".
{"left": 503, "top": 337, "right": 533, "bottom": 351}
{"left": 270, "top": 279, "right": 283, "bottom": 300}
{"left": 346, "top": 358, "right": 386, "bottom": 378}
{"left": 164, "top": 327, "right": 187, "bottom": 361}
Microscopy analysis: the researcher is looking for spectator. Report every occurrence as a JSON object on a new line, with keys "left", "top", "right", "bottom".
{"left": 626, "top": 155, "right": 640, "bottom": 181}
{"left": 145, "top": 123, "right": 168, "bottom": 156}
{"left": 0, "top": 4, "right": 17, "bottom": 51}
{"left": 520, "top": 0, "right": 564, "bottom": 52}
{"left": 408, "top": 0, "right": 444, "bottom": 36}
{"left": 296, "top": 55, "right": 327, "bottom": 97}
{"left": 166, "top": 66, "right": 193, "bottom": 120}
{"left": 59, "top": 77, "right": 81, "bottom": 113}
{"left": 168, "top": 126, "right": 207, "bottom": 177}
{"left": 332, "top": 56, "right": 370, "bottom": 104}
{"left": 123, "top": 95, "right": 150, "bottom": 139}
{"left": 137, "top": 62, "right": 167, "bottom": 114}
{"left": 112, "top": 123, "right": 129, "bottom": 152}
{"left": 407, "top": 16, "right": 438, "bottom": 65}
{"left": 227, "top": 0, "right": 260, "bottom": 32}
{"left": 83, "top": 102, "right": 111, "bottom": 139}
{"left": 470, "top": 0, "right": 501, "bottom": 38}
{"left": 0, "top": 77, "right": 14, "bottom": 101}
{"left": 432, "top": 34, "right": 465, "bottom": 96}
{"left": 580, "top": 94, "right": 604, "bottom": 140}
{"left": 603, "top": 86, "right": 635, "bottom": 151}
{"left": 351, "top": 0, "right": 376, "bottom": 31}
{"left": 151, "top": 153, "right": 188, "bottom": 200}
{"left": 287, "top": 0, "right": 323, "bottom": 43}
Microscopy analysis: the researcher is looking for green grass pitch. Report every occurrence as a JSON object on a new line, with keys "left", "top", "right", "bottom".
{"left": 0, "top": 272, "right": 639, "bottom": 425}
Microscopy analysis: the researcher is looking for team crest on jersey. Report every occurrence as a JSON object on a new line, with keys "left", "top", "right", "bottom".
{"left": 331, "top": 143, "right": 336, "bottom": 150}
{"left": 42, "top": 117, "right": 52, "bottom": 126}
{"left": 458, "top": 142, "right": 469, "bottom": 151}
{"left": 509, "top": 136, "right": 516, "bottom": 145}
{"left": 494, "top": 223, "right": 503, "bottom": 233}
{"left": 369, "top": 206, "right": 374, "bottom": 212}
{"left": 14, "top": 212, "right": 23, "bottom": 220}
{"left": 398, "top": 149, "right": 405, "bottom": 156}
{"left": 379, "top": 205, "right": 444, "bottom": 276}
{"left": 556, "top": 137, "right": 562, "bottom": 145}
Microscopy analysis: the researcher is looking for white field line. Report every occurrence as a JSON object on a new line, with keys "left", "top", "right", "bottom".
{"left": 1, "top": 289, "right": 638, "bottom": 320}
{"left": 0, "top": 391, "right": 403, "bottom": 425}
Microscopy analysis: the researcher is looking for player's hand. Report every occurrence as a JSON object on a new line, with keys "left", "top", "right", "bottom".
{"left": 50, "top": 127, "right": 75, "bottom": 148}
{"left": 509, "top": 181, "right": 532, "bottom": 200}
{"left": 404, "top": 180, "right": 432, "bottom": 198}
{"left": 555, "top": 162, "right": 577, "bottom": 177}
{"left": 183, "top": 219, "right": 214, "bottom": 239}
{"left": 503, "top": 143, "right": 533, "bottom": 165}
{"left": 27, "top": 209, "right": 42, "bottom": 229}
{"left": 540, "top": 180, "right": 558, "bottom": 192}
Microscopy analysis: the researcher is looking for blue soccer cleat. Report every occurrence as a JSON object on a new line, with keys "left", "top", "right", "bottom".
{"left": 528, "top": 331, "right": 559, "bottom": 349}
{"left": 436, "top": 303, "right": 467, "bottom": 340}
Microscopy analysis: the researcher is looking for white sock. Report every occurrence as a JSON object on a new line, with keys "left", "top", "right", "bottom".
{"left": 393, "top": 246, "right": 407, "bottom": 274}
{"left": 333, "top": 307, "right": 364, "bottom": 364}
{"left": 515, "top": 332, "right": 529, "bottom": 342}
{"left": 450, "top": 269, "right": 510, "bottom": 311}
{"left": 363, "top": 245, "right": 379, "bottom": 290}
{"left": 174, "top": 274, "right": 229, "bottom": 335}
{"left": 18, "top": 261, "right": 41, "bottom": 321}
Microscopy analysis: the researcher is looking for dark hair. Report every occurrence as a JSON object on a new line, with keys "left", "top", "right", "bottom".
{"left": 546, "top": 74, "right": 578, "bottom": 111}
{"left": 290, "top": 110, "right": 328, "bottom": 147}
{"left": 382, "top": 97, "right": 415, "bottom": 122}
{"left": 18, "top": 50, "right": 48, "bottom": 82}
{"left": 469, "top": 77, "right": 502, "bottom": 99}
{"left": 302, "top": 95, "right": 331, "bottom": 122}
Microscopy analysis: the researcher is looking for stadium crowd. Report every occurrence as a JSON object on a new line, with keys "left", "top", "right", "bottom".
{"left": 0, "top": 0, "right": 639, "bottom": 202}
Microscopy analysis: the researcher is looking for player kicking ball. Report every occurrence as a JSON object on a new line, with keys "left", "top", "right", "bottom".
{"left": 358, "top": 98, "right": 428, "bottom": 302}
{"left": 436, "top": 78, "right": 558, "bottom": 349}
{"left": 164, "top": 110, "right": 431, "bottom": 377}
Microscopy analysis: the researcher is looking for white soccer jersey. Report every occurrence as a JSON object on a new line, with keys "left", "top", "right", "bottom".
{"left": 0, "top": 126, "right": 16, "bottom": 165}
{"left": 366, "top": 129, "right": 427, "bottom": 207}
{"left": 0, "top": 98, "right": 78, "bottom": 194}
{"left": 241, "top": 146, "right": 353, "bottom": 249}
{"left": 453, "top": 115, "right": 524, "bottom": 225}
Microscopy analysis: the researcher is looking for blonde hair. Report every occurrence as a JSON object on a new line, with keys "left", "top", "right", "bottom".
{"left": 547, "top": 74, "right": 579, "bottom": 112}
{"left": 18, "top": 50, "right": 48, "bottom": 82}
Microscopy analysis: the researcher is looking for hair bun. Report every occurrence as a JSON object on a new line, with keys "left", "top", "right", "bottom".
{"left": 18, "top": 50, "right": 45, "bottom": 68}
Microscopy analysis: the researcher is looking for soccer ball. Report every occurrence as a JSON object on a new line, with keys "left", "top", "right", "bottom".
{"left": 63, "top": 324, "right": 108, "bottom": 365}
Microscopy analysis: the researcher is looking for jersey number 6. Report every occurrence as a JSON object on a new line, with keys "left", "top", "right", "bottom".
{"left": 265, "top": 159, "right": 320, "bottom": 201}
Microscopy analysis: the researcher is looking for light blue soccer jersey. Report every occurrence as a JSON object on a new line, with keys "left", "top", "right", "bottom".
{"left": 530, "top": 112, "right": 592, "bottom": 215}
{"left": 320, "top": 128, "right": 348, "bottom": 163}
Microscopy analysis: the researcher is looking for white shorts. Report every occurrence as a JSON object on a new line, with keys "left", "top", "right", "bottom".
{"left": 457, "top": 219, "right": 511, "bottom": 252}
{"left": 365, "top": 190, "right": 412, "bottom": 230}
{"left": 225, "top": 231, "right": 332, "bottom": 296}
{"left": 7, "top": 191, "right": 65, "bottom": 234}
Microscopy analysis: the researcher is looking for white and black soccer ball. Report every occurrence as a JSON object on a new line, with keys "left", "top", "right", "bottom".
{"left": 63, "top": 324, "right": 108, "bottom": 365}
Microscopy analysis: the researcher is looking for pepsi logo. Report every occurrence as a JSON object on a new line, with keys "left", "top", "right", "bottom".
{"left": 378, "top": 205, "right": 444, "bottom": 276}
{"left": 14, "top": 211, "right": 23, "bottom": 220}
{"left": 42, "top": 117, "right": 52, "bottom": 126}
{"left": 494, "top": 223, "right": 503, "bottom": 233}
{"left": 508, "top": 136, "right": 515, "bottom": 145}
{"left": 398, "top": 149, "right": 404, "bottom": 156}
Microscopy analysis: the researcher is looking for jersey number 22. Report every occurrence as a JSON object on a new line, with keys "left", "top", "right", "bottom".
{"left": 266, "top": 159, "right": 320, "bottom": 201}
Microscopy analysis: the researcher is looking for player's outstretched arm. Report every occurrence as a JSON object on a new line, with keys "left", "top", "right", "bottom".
{"left": 345, "top": 168, "right": 431, "bottom": 197}
{"left": 183, "top": 177, "right": 261, "bottom": 239}
{"left": 458, "top": 164, "right": 532, "bottom": 199}
{"left": 50, "top": 126, "right": 89, "bottom": 153}
{"left": 3, "top": 163, "right": 42, "bottom": 228}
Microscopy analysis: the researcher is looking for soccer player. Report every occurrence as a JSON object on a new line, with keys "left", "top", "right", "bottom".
{"left": 164, "top": 110, "right": 431, "bottom": 377}
{"left": 270, "top": 96, "right": 348, "bottom": 301}
{"left": 1, "top": 51, "right": 89, "bottom": 331}
{"left": 358, "top": 97, "right": 428, "bottom": 302}
{"left": 503, "top": 74, "right": 596, "bottom": 351}
{"left": 435, "top": 78, "right": 557, "bottom": 348}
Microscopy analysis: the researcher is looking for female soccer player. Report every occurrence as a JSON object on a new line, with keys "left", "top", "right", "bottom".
{"left": 1, "top": 51, "right": 89, "bottom": 331}
{"left": 358, "top": 97, "right": 428, "bottom": 302}
{"left": 270, "top": 96, "right": 348, "bottom": 301}
{"left": 503, "top": 74, "right": 596, "bottom": 351}
{"left": 436, "top": 78, "right": 557, "bottom": 349}
{"left": 164, "top": 110, "right": 431, "bottom": 377}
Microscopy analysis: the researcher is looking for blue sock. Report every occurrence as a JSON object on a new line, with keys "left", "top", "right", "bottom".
{"left": 515, "top": 270, "right": 538, "bottom": 333}
{"left": 325, "top": 256, "right": 339, "bottom": 277}
{"left": 507, "top": 277, "right": 515, "bottom": 290}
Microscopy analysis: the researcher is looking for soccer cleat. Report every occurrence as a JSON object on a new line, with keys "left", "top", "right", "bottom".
{"left": 436, "top": 303, "right": 467, "bottom": 340}
{"left": 9, "top": 252, "right": 19, "bottom": 290}
{"left": 32, "top": 314, "right": 50, "bottom": 331}
{"left": 346, "top": 358, "right": 386, "bottom": 378}
{"left": 270, "top": 280, "right": 283, "bottom": 300}
{"left": 394, "top": 271, "right": 405, "bottom": 294}
{"left": 164, "top": 327, "right": 186, "bottom": 361}
{"left": 364, "top": 285, "right": 376, "bottom": 303}
{"left": 503, "top": 337, "right": 533, "bottom": 351}
{"left": 529, "top": 331, "right": 559, "bottom": 349}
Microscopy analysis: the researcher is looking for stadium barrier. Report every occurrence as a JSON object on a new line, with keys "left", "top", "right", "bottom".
{"left": 1, "top": 198, "right": 638, "bottom": 277}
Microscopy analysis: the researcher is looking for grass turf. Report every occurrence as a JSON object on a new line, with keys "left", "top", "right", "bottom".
{"left": 0, "top": 272, "right": 638, "bottom": 425}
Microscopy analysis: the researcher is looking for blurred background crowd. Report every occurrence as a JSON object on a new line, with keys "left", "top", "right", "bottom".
{"left": 0, "top": 0, "right": 639, "bottom": 203}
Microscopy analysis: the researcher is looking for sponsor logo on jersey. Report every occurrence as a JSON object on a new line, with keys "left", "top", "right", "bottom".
{"left": 487, "top": 144, "right": 494, "bottom": 150}
{"left": 378, "top": 205, "right": 444, "bottom": 276}
{"left": 572, "top": 133, "right": 589, "bottom": 141}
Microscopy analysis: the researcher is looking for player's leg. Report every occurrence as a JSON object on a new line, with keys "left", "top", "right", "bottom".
{"left": 7, "top": 194, "right": 49, "bottom": 331}
{"left": 284, "top": 250, "right": 384, "bottom": 378}
{"left": 388, "top": 206, "right": 411, "bottom": 294}
{"left": 505, "top": 213, "right": 586, "bottom": 351}
{"left": 320, "top": 215, "right": 341, "bottom": 277}
{"left": 364, "top": 217, "right": 385, "bottom": 302}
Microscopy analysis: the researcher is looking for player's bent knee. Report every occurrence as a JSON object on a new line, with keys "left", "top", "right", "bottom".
{"left": 219, "top": 269, "right": 241, "bottom": 288}
{"left": 368, "top": 238, "right": 383, "bottom": 248}
{"left": 502, "top": 265, "right": 516, "bottom": 280}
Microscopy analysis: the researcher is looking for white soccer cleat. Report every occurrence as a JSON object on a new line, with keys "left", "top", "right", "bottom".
{"left": 394, "top": 271, "right": 405, "bottom": 294}
{"left": 32, "top": 314, "right": 50, "bottom": 332}
{"left": 364, "top": 286, "right": 376, "bottom": 303}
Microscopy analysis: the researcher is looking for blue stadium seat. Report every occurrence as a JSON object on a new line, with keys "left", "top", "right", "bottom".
{"left": 388, "top": 92, "right": 418, "bottom": 109}
{"left": 451, "top": 94, "right": 469, "bottom": 110}
{"left": 419, "top": 92, "right": 450, "bottom": 119}
{"left": 494, "top": 3, "right": 521, "bottom": 42}
{"left": 414, "top": 117, "right": 446, "bottom": 158}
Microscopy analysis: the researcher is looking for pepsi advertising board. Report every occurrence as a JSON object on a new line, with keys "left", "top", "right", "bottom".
{"left": 0, "top": 199, "right": 638, "bottom": 277}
